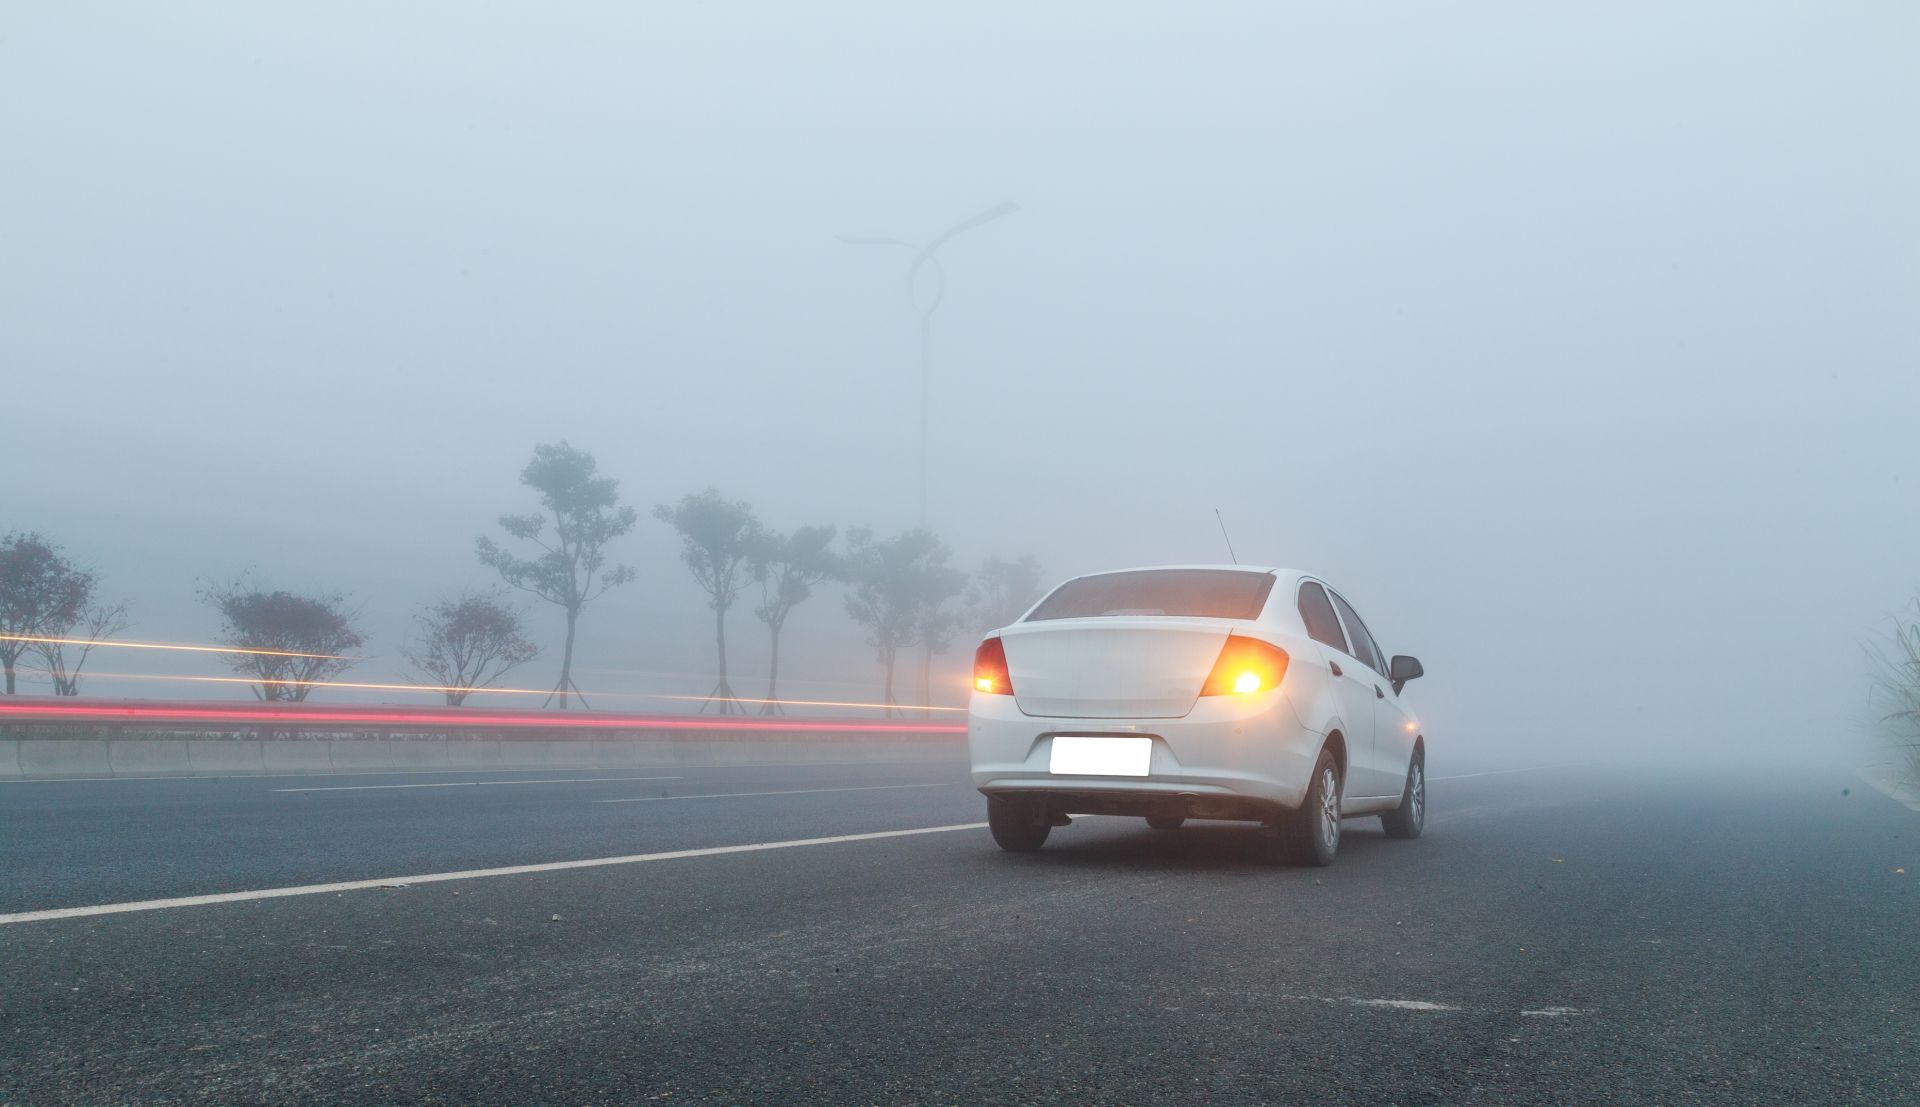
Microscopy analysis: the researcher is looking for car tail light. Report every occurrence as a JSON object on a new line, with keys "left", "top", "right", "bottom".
{"left": 972, "top": 636, "right": 1014, "bottom": 695}
{"left": 1199, "top": 635, "right": 1290, "bottom": 696}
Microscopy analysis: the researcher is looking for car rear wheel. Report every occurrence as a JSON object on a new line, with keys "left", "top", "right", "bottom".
{"left": 987, "top": 796, "right": 1051, "bottom": 852}
{"left": 1380, "top": 750, "right": 1425, "bottom": 840}
{"left": 1275, "top": 747, "right": 1342, "bottom": 866}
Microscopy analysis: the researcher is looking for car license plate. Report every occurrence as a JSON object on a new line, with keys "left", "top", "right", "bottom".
{"left": 1049, "top": 735, "right": 1152, "bottom": 777}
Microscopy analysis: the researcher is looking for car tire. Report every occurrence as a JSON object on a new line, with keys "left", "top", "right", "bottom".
{"left": 987, "top": 796, "right": 1051, "bottom": 852}
{"left": 1380, "top": 750, "right": 1425, "bottom": 840}
{"left": 1276, "top": 747, "right": 1342, "bottom": 867}
{"left": 1145, "top": 814, "right": 1186, "bottom": 830}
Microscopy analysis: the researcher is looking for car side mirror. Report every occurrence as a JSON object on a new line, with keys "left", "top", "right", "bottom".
{"left": 1389, "top": 655, "right": 1423, "bottom": 696}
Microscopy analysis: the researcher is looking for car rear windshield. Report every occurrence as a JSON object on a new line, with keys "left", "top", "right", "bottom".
{"left": 1024, "top": 569, "right": 1277, "bottom": 621}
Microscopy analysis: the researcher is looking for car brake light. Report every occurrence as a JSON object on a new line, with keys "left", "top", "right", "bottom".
{"left": 972, "top": 636, "right": 1014, "bottom": 695}
{"left": 1199, "top": 635, "right": 1290, "bottom": 696}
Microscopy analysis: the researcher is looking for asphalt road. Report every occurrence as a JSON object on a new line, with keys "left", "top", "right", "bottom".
{"left": 1, "top": 754, "right": 1914, "bottom": 1105}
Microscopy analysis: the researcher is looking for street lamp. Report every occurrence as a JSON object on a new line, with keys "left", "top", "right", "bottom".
{"left": 839, "top": 201, "right": 1020, "bottom": 526}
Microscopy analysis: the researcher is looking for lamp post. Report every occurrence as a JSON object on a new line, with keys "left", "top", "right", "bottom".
{"left": 839, "top": 201, "right": 1020, "bottom": 526}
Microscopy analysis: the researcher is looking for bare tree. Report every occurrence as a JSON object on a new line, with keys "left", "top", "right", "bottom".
{"left": 655, "top": 490, "right": 763, "bottom": 713}
{"left": 202, "top": 584, "right": 363, "bottom": 701}
{"left": 477, "top": 442, "right": 637, "bottom": 709}
{"left": 913, "top": 555, "right": 968, "bottom": 720}
{"left": 0, "top": 533, "right": 95, "bottom": 694}
{"left": 843, "top": 527, "right": 961, "bottom": 718}
{"left": 967, "top": 555, "right": 1044, "bottom": 634}
{"left": 1869, "top": 598, "right": 1920, "bottom": 787}
{"left": 407, "top": 593, "right": 540, "bottom": 706}
{"left": 748, "top": 524, "right": 839, "bottom": 713}
{"left": 33, "top": 603, "right": 129, "bottom": 696}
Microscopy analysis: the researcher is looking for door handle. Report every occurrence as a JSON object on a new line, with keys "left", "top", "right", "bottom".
{"left": 1374, "top": 685, "right": 1385, "bottom": 699}
{"left": 1329, "top": 661, "right": 1343, "bottom": 677}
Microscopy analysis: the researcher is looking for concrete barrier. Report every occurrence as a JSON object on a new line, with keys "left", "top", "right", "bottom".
{"left": 18, "top": 739, "right": 114, "bottom": 778}
{"left": 327, "top": 741, "right": 454, "bottom": 772}
{"left": 0, "top": 739, "right": 20, "bottom": 779}
{"left": 443, "top": 740, "right": 506, "bottom": 771}
{"left": 188, "top": 740, "right": 266, "bottom": 775}
{"left": 109, "top": 740, "right": 191, "bottom": 776}
{"left": 497, "top": 740, "right": 602, "bottom": 769}
{"left": 589, "top": 739, "right": 681, "bottom": 767}
{"left": 263, "top": 741, "right": 336, "bottom": 773}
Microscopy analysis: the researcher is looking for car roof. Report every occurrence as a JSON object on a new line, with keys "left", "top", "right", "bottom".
{"left": 1062, "top": 564, "right": 1312, "bottom": 582}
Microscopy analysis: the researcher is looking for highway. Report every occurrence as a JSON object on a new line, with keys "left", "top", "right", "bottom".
{"left": 2, "top": 753, "right": 1914, "bottom": 1105}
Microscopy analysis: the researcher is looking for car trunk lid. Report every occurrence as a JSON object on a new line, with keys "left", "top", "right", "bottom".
{"left": 998, "top": 617, "right": 1234, "bottom": 719}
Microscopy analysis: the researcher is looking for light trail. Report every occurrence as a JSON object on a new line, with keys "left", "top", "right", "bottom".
{"left": 0, "top": 634, "right": 356, "bottom": 661}
{"left": 80, "top": 672, "right": 567, "bottom": 698}
{"left": 72, "top": 671, "right": 969, "bottom": 714}
{"left": 646, "top": 692, "right": 968, "bottom": 714}
{"left": 0, "top": 697, "right": 967, "bottom": 734}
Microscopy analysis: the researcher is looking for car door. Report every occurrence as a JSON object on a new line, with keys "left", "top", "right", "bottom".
{"left": 1355, "top": 612, "right": 1419, "bottom": 793}
{"left": 1297, "top": 581, "right": 1380, "bottom": 797}
{"left": 1326, "top": 588, "right": 1399, "bottom": 798}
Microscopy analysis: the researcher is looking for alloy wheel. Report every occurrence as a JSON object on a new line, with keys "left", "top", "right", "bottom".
{"left": 1320, "top": 765, "right": 1341, "bottom": 848}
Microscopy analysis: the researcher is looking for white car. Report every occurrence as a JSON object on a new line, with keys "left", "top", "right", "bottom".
{"left": 968, "top": 565, "right": 1426, "bottom": 866}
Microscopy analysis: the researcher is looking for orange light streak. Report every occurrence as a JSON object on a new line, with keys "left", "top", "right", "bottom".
{"left": 645, "top": 692, "right": 968, "bottom": 714}
{"left": 0, "top": 634, "right": 357, "bottom": 661}
{"left": 73, "top": 671, "right": 968, "bottom": 713}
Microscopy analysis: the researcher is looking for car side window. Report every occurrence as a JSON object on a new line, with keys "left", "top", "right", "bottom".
{"left": 1296, "top": 582, "right": 1349, "bottom": 653}
{"left": 1329, "top": 591, "right": 1385, "bottom": 675}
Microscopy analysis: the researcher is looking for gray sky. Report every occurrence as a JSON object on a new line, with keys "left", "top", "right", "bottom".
{"left": 3, "top": 3, "right": 1916, "bottom": 758}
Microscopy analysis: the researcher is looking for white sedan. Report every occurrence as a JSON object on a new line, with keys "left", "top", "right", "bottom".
{"left": 968, "top": 565, "right": 1426, "bottom": 866}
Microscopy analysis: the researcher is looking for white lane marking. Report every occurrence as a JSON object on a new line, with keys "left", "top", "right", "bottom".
{"left": 1282, "top": 994, "right": 1591, "bottom": 1017}
{"left": 1429, "top": 766, "right": 1567, "bottom": 782}
{"left": 274, "top": 775, "right": 682, "bottom": 793}
{"left": 594, "top": 783, "right": 955, "bottom": 804}
{"left": 1852, "top": 766, "right": 1920, "bottom": 813}
{"left": 0, "top": 821, "right": 991, "bottom": 926}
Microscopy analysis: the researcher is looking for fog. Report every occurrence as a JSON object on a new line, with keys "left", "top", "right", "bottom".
{"left": 3, "top": 3, "right": 1915, "bottom": 763}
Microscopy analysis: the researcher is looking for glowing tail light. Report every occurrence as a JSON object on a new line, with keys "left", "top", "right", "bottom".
{"left": 1199, "top": 635, "right": 1290, "bottom": 696}
{"left": 972, "top": 636, "right": 1014, "bottom": 695}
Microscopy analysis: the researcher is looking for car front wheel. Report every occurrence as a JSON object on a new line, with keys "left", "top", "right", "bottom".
{"left": 987, "top": 796, "right": 1051, "bottom": 852}
{"left": 1381, "top": 751, "right": 1425, "bottom": 840}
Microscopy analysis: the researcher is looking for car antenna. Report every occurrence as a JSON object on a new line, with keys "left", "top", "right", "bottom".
{"left": 1214, "top": 508, "right": 1238, "bottom": 565}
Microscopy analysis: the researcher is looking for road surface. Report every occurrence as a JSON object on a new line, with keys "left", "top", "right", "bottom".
{"left": 1, "top": 753, "right": 1913, "bottom": 1104}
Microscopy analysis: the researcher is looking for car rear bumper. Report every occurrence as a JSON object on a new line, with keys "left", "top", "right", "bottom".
{"left": 967, "top": 689, "right": 1324, "bottom": 817}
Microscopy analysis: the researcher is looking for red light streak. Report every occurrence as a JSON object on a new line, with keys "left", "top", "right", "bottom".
{"left": 70, "top": 671, "right": 967, "bottom": 715}
{"left": 0, "top": 697, "right": 966, "bottom": 736}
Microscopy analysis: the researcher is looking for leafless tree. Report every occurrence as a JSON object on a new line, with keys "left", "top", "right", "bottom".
{"left": 0, "top": 533, "right": 94, "bottom": 694}
{"left": 33, "top": 603, "right": 129, "bottom": 697}
{"left": 1869, "top": 598, "right": 1920, "bottom": 786}
{"left": 407, "top": 593, "right": 540, "bottom": 706}
{"left": 477, "top": 442, "right": 637, "bottom": 709}
{"left": 202, "top": 583, "right": 363, "bottom": 701}
{"left": 913, "top": 554, "right": 968, "bottom": 720}
{"left": 748, "top": 525, "right": 839, "bottom": 713}
{"left": 656, "top": 490, "right": 763, "bottom": 713}
{"left": 843, "top": 527, "right": 963, "bottom": 718}
{"left": 967, "top": 555, "right": 1044, "bottom": 635}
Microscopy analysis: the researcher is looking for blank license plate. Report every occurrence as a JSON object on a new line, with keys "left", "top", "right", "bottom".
{"left": 1049, "top": 736, "right": 1152, "bottom": 777}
